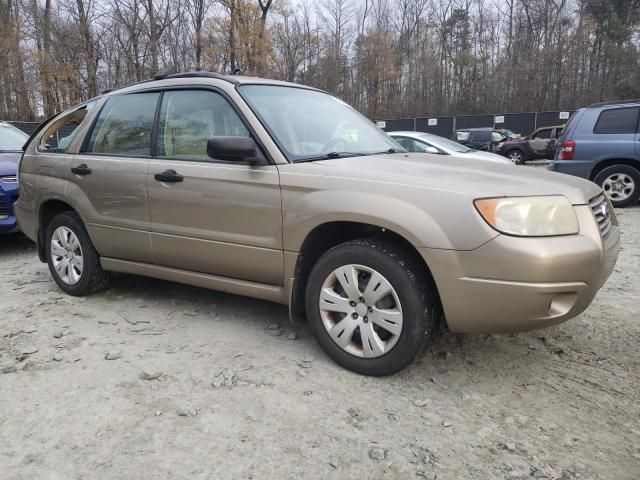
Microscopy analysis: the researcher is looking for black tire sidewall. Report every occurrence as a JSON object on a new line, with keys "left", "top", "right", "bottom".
{"left": 305, "top": 240, "right": 435, "bottom": 376}
{"left": 46, "top": 212, "right": 103, "bottom": 296}
{"left": 594, "top": 165, "right": 640, "bottom": 208}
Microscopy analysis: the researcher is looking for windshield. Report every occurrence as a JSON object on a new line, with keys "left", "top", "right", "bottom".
{"left": 0, "top": 124, "right": 28, "bottom": 151}
{"left": 239, "top": 85, "right": 402, "bottom": 161}
{"left": 420, "top": 134, "right": 472, "bottom": 153}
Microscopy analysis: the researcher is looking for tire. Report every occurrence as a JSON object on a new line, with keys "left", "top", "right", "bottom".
{"left": 46, "top": 211, "right": 110, "bottom": 296}
{"left": 506, "top": 149, "right": 525, "bottom": 165}
{"left": 304, "top": 239, "right": 440, "bottom": 376}
{"left": 594, "top": 165, "right": 640, "bottom": 208}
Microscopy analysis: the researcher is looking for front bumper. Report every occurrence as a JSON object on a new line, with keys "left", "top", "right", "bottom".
{"left": 421, "top": 205, "right": 620, "bottom": 333}
{"left": 0, "top": 182, "right": 19, "bottom": 234}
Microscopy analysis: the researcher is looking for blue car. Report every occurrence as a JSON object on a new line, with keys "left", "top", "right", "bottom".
{"left": 548, "top": 100, "right": 640, "bottom": 207}
{"left": 0, "top": 122, "right": 28, "bottom": 234}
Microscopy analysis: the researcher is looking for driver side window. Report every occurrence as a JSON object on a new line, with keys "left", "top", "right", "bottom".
{"left": 157, "top": 90, "right": 249, "bottom": 161}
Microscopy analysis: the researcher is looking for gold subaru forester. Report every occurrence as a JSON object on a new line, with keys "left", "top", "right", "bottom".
{"left": 15, "top": 72, "right": 620, "bottom": 375}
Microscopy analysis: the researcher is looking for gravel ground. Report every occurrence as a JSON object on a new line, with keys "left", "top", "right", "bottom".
{"left": 1, "top": 208, "right": 638, "bottom": 480}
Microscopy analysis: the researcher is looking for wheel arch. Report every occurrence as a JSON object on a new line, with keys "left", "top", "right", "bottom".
{"left": 288, "top": 220, "right": 441, "bottom": 324}
{"left": 589, "top": 158, "right": 640, "bottom": 181}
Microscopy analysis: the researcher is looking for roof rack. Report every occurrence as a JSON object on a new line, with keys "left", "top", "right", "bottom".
{"left": 162, "top": 71, "right": 239, "bottom": 84}
{"left": 589, "top": 99, "right": 640, "bottom": 108}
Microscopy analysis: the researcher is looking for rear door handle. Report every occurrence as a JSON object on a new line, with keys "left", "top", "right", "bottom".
{"left": 71, "top": 164, "right": 92, "bottom": 176}
{"left": 154, "top": 169, "right": 184, "bottom": 183}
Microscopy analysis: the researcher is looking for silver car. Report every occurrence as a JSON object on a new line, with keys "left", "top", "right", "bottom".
{"left": 389, "top": 131, "right": 512, "bottom": 164}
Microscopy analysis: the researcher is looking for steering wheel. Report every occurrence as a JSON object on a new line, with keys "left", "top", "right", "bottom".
{"left": 321, "top": 137, "right": 349, "bottom": 154}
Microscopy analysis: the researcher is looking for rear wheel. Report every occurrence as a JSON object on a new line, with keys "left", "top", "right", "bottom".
{"left": 506, "top": 149, "right": 525, "bottom": 165}
{"left": 46, "top": 212, "right": 110, "bottom": 296}
{"left": 594, "top": 165, "right": 640, "bottom": 208}
{"left": 305, "top": 239, "right": 440, "bottom": 376}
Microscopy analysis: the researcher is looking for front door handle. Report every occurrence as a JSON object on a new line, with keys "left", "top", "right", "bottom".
{"left": 71, "top": 164, "right": 92, "bottom": 176}
{"left": 154, "top": 169, "right": 184, "bottom": 183}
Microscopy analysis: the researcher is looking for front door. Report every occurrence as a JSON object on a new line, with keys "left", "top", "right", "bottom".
{"left": 147, "top": 89, "right": 283, "bottom": 285}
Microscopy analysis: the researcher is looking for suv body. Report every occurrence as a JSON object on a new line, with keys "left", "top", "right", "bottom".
{"left": 548, "top": 100, "right": 640, "bottom": 207}
{"left": 15, "top": 73, "right": 620, "bottom": 375}
{"left": 454, "top": 128, "right": 515, "bottom": 152}
{"left": 497, "top": 125, "right": 563, "bottom": 164}
{"left": 0, "top": 121, "right": 28, "bottom": 234}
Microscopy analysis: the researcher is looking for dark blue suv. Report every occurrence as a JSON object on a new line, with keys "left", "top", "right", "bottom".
{"left": 0, "top": 122, "right": 27, "bottom": 234}
{"left": 548, "top": 100, "right": 640, "bottom": 207}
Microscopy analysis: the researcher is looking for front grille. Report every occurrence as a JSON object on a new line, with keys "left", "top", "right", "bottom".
{"left": 0, "top": 203, "right": 8, "bottom": 220}
{"left": 0, "top": 176, "right": 17, "bottom": 183}
{"left": 589, "top": 193, "right": 613, "bottom": 240}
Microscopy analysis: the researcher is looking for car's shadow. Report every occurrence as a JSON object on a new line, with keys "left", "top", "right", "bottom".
{"left": 0, "top": 233, "right": 36, "bottom": 258}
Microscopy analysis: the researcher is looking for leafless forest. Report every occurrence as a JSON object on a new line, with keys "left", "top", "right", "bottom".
{"left": 1, "top": 0, "right": 639, "bottom": 122}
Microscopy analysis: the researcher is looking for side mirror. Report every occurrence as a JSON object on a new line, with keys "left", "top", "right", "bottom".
{"left": 424, "top": 145, "right": 440, "bottom": 154}
{"left": 207, "top": 136, "right": 260, "bottom": 164}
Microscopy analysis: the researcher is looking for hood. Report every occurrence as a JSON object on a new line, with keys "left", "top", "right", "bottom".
{"left": 458, "top": 150, "right": 511, "bottom": 164}
{"left": 313, "top": 153, "right": 601, "bottom": 205}
{"left": 0, "top": 151, "right": 20, "bottom": 177}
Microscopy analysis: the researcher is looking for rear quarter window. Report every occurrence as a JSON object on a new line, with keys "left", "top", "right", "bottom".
{"left": 593, "top": 107, "right": 640, "bottom": 134}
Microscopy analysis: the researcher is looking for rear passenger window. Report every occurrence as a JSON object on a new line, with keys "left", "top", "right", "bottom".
{"left": 593, "top": 107, "right": 639, "bottom": 134}
{"left": 86, "top": 93, "right": 159, "bottom": 156}
{"left": 39, "top": 102, "right": 95, "bottom": 153}
{"left": 456, "top": 131, "right": 471, "bottom": 141}
{"left": 157, "top": 90, "right": 249, "bottom": 161}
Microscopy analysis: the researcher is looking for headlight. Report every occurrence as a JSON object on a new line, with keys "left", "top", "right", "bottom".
{"left": 474, "top": 196, "right": 579, "bottom": 237}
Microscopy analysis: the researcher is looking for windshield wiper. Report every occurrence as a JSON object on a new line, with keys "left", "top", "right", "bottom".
{"left": 368, "top": 147, "right": 406, "bottom": 155}
{"left": 295, "top": 151, "right": 366, "bottom": 163}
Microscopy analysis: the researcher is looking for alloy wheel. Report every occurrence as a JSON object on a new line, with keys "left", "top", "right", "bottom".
{"left": 507, "top": 151, "right": 523, "bottom": 164}
{"left": 50, "top": 226, "right": 84, "bottom": 285}
{"left": 602, "top": 173, "right": 635, "bottom": 202}
{"left": 318, "top": 264, "right": 403, "bottom": 358}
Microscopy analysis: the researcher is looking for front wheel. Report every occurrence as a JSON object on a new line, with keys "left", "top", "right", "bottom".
{"left": 594, "top": 165, "right": 640, "bottom": 208}
{"left": 46, "top": 211, "right": 111, "bottom": 296}
{"left": 506, "top": 149, "right": 525, "bottom": 165}
{"left": 305, "top": 239, "right": 440, "bottom": 376}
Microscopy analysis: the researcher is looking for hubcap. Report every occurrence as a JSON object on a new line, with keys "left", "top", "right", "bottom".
{"left": 50, "top": 226, "right": 83, "bottom": 285}
{"left": 603, "top": 173, "right": 635, "bottom": 202}
{"left": 318, "top": 264, "right": 403, "bottom": 358}
{"left": 508, "top": 151, "right": 522, "bottom": 163}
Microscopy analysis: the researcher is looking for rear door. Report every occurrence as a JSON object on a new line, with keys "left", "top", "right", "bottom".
{"left": 72, "top": 92, "right": 159, "bottom": 263}
{"left": 146, "top": 88, "right": 283, "bottom": 285}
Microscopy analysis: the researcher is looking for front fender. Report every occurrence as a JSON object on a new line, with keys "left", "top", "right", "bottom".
{"left": 283, "top": 189, "right": 496, "bottom": 252}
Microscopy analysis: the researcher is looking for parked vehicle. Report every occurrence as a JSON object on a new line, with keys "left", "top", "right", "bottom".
{"left": 497, "top": 125, "right": 563, "bottom": 164}
{"left": 389, "top": 131, "right": 511, "bottom": 164}
{"left": 454, "top": 128, "right": 516, "bottom": 152}
{"left": 15, "top": 72, "right": 620, "bottom": 375}
{"left": 0, "top": 121, "right": 28, "bottom": 234}
{"left": 548, "top": 100, "right": 640, "bottom": 207}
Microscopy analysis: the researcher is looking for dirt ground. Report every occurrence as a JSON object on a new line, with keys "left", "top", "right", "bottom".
{"left": 1, "top": 208, "right": 638, "bottom": 480}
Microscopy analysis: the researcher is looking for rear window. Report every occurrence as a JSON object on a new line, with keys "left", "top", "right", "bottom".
{"left": 456, "top": 131, "right": 471, "bottom": 141}
{"left": 593, "top": 107, "right": 639, "bottom": 134}
{"left": 86, "top": 93, "right": 160, "bottom": 156}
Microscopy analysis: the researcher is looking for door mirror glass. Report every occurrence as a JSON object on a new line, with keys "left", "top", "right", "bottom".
{"left": 423, "top": 145, "right": 440, "bottom": 154}
{"left": 207, "top": 136, "right": 258, "bottom": 163}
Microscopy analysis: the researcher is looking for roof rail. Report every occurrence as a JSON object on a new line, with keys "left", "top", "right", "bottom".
{"left": 163, "top": 71, "right": 239, "bottom": 84}
{"left": 589, "top": 99, "right": 640, "bottom": 108}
